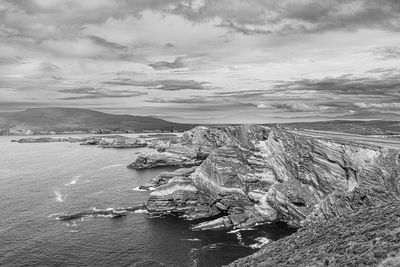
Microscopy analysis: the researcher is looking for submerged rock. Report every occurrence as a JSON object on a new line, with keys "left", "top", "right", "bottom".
{"left": 56, "top": 205, "right": 144, "bottom": 220}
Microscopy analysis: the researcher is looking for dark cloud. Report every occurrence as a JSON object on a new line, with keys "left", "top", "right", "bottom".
{"left": 217, "top": 21, "right": 272, "bottom": 35}
{"left": 39, "top": 62, "right": 61, "bottom": 73}
{"left": 147, "top": 96, "right": 208, "bottom": 104}
{"left": 88, "top": 35, "right": 128, "bottom": 51}
{"left": 4, "top": 0, "right": 400, "bottom": 46}
{"left": 273, "top": 74, "right": 400, "bottom": 97}
{"left": 372, "top": 46, "right": 400, "bottom": 60}
{"left": 365, "top": 68, "right": 398, "bottom": 74}
{"left": 0, "top": 57, "right": 20, "bottom": 65}
{"left": 153, "top": 80, "right": 215, "bottom": 91}
{"left": 58, "top": 87, "right": 147, "bottom": 100}
{"left": 149, "top": 57, "right": 185, "bottom": 70}
{"left": 165, "top": 43, "right": 175, "bottom": 48}
{"left": 172, "top": 0, "right": 400, "bottom": 35}
{"left": 103, "top": 79, "right": 217, "bottom": 91}
{"left": 214, "top": 89, "right": 267, "bottom": 98}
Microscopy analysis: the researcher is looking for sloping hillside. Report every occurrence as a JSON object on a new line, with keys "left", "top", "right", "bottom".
{"left": 0, "top": 107, "right": 194, "bottom": 134}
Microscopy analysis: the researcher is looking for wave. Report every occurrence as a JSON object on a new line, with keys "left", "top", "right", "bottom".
{"left": 134, "top": 209, "right": 149, "bottom": 214}
{"left": 97, "top": 214, "right": 114, "bottom": 218}
{"left": 65, "top": 175, "right": 81, "bottom": 186}
{"left": 132, "top": 186, "right": 155, "bottom": 191}
{"left": 182, "top": 238, "right": 201, "bottom": 242}
{"left": 64, "top": 221, "right": 78, "bottom": 227}
{"left": 100, "top": 164, "right": 125, "bottom": 170}
{"left": 54, "top": 191, "right": 64, "bottom": 202}
{"left": 249, "top": 237, "right": 270, "bottom": 249}
{"left": 227, "top": 227, "right": 255, "bottom": 234}
{"left": 47, "top": 213, "right": 64, "bottom": 218}
{"left": 0, "top": 226, "right": 11, "bottom": 234}
{"left": 203, "top": 243, "right": 221, "bottom": 250}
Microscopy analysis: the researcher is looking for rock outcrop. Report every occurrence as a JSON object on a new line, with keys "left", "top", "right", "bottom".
{"left": 81, "top": 136, "right": 147, "bottom": 148}
{"left": 136, "top": 125, "right": 400, "bottom": 230}
{"left": 14, "top": 135, "right": 149, "bottom": 148}
{"left": 128, "top": 125, "right": 269, "bottom": 169}
{"left": 139, "top": 166, "right": 197, "bottom": 190}
{"left": 56, "top": 205, "right": 144, "bottom": 221}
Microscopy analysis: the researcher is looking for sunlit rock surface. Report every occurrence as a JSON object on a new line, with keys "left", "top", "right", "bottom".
{"left": 128, "top": 125, "right": 269, "bottom": 169}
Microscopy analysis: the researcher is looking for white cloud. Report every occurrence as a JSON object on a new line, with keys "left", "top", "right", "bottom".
{"left": 83, "top": 11, "right": 226, "bottom": 49}
{"left": 257, "top": 104, "right": 268, "bottom": 109}
{"left": 41, "top": 38, "right": 107, "bottom": 58}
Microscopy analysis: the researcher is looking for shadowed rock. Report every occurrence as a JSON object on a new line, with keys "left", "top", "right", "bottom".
{"left": 56, "top": 205, "right": 144, "bottom": 221}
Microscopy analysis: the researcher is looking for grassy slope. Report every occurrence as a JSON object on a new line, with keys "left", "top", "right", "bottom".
{"left": 229, "top": 203, "right": 400, "bottom": 267}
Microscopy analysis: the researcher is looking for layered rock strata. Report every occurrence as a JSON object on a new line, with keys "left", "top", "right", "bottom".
{"left": 133, "top": 125, "right": 400, "bottom": 230}
{"left": 128, "top": 125, "right": 268, "bottom": 169}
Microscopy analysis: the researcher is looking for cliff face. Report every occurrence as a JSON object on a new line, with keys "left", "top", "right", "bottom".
{"left": 131, "top": 126, "right": 400, "bottom": 229}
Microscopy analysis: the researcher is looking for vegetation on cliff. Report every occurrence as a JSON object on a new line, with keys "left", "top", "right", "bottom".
{"left": 228, "top": 202, "right": 400, "bottom": 266}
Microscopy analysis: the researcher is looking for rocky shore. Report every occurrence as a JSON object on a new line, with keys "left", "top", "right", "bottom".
{"left": 129, "top": 125, "right": 400, "bottom": 265}
{"left": 13, "top": 135, "right": 149, "bottom": 148}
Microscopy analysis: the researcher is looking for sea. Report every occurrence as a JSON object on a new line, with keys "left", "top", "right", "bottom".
{"left": 0, "top": 134, "right": 295, "bottom": 267}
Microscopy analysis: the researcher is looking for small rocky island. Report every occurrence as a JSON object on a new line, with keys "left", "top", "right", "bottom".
{"left": 130, "top": 125, "right": 400, "bottom": 266}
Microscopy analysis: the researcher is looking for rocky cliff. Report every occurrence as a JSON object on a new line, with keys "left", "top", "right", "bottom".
{"left": 130, "top": 125, "right": 400, "bottom": 230}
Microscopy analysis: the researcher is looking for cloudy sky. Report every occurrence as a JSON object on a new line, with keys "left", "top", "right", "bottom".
{"left": 1, "top": 0, "right": 400, "bottom": 123}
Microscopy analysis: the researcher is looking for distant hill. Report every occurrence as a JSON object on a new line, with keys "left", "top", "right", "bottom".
{"left": 0, "top": 107, "right": 194, "bottom": 135}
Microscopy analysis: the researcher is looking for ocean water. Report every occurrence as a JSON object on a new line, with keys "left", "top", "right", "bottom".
{"left": 0, "top": 135, "right": 295, "bottom": 267}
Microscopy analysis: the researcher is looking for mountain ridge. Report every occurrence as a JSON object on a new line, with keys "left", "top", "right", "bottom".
{"left": 0, "top": 107, "right": 194, "bottom": 135}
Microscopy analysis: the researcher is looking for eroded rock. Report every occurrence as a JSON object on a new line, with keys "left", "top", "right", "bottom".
{"left": 139, "top": 126, "right": 400, "bottom": 230}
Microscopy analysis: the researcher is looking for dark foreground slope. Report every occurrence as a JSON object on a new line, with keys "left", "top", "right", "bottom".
{"left": 228, "top": 202, "right": 400, "bottom": 267}
{"left": 0, "top": 107, "right": 193, "bottom": 134}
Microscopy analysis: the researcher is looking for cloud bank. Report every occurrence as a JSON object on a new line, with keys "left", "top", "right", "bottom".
{"left": 1, "top": 0, "right": 400, "bottom": 122}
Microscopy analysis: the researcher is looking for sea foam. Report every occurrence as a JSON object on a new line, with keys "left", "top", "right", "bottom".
{"left": 249, "top": 237, "right": 270, "bottom": 249}
{"left": 54, "top": 191, "right": 64, "bottom": 202}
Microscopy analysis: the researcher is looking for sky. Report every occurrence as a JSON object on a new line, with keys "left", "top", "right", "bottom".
{"left": 1, "top": 0, "right": 400, "bottom": 123}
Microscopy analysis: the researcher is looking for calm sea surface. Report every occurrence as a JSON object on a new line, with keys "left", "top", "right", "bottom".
{"left": 0, "top": 134, "right": 295, "bottom": 267}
